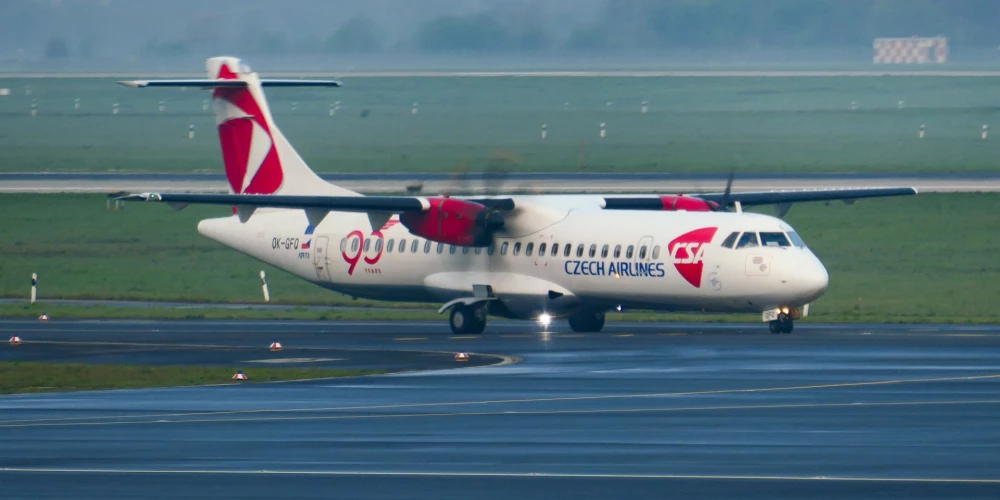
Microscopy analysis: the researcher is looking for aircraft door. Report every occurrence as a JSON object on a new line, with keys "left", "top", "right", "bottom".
{"left": 313, "top": 236, "right": 332, "bottom": 281}
{"left": 636, "top": 235, "right": 654, "bottom": 262}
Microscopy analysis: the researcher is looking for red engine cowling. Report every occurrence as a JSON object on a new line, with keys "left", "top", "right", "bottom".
{"left": 400, "top": 197, "right": 504, "bottom": 247}
{"left": 659, "top": 195, "right": 718, "bottom": 212}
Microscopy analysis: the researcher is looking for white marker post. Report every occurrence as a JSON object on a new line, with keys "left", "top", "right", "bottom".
{"left": 850, "top": 101, "right": 858, "bottom": 111}
{"left": 202, "top": 99, "right": 209, "bottom": 112}
{"left": 30, "top": 273, "right": 37, "bottom": 304}
{"left": 982, "top": 124, "right": 988, "bottom": 140}
{"left": 606, "top": 101, "right": 613, "bottom": 107}
{"left": 411, "top": 102, "right": 418, "bottom": 115}
{"left": 292, "top": 102, "right": 297, "bottom": 111}
{"left": 158, "top": 100, "right": 165, "bottom": 112}
{"left": 641, "top": 101, "right": 648, "bottom": 114}
{"left": 74, "top": 98, "right": 80, "bottom": 110}
{"left": 919, "top": 124, "right": 926, "bottom": 139}
{"left": 260, "top": 270, "right": 270, "bottom": 302}
{"left": 599, "top": 122, "right": 606, "bottom": 139}
{"left": 898, "top": 100, "right": 905, "bottom": 109}
{"left": 30, "top": 100, "right": 36, "bottom": 117}
{"left": 188, "top": 124, "right": 195, "bottom": 139}
{"left": 112, "top": 102, "right": 119, "bottom": 115}
{"left": 329, "top": 103, "right": 335, "bottom": 116}
{"left": 540, "top": 124, "right": 547, "bottom": 140}
{"left": 24, "top": 85, "right": 31, "bottom": 96}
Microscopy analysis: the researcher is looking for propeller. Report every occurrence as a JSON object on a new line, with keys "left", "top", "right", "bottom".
{"left": 717, "top": 168, "right": 735, "bottom": 212}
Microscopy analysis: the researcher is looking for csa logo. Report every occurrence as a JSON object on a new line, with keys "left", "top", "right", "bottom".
{"left": 668, "top": 227, "right": 718, "bottom": 288}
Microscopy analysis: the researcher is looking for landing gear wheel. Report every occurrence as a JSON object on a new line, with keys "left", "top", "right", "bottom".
{"left": 770, "top": 313, "right": 794, "bottom": 334}
{"left": 568, "top": 310, "right": 606, "bottom": 333}
{"left": 449, "top": 305, "right": 487, "bottom": 335}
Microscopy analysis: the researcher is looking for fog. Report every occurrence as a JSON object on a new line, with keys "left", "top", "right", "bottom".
{"left": 1, "top": 0, "right": 998, "bottom": 71}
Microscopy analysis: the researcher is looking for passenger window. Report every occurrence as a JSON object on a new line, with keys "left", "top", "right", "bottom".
{"left": 436, "top": 243, "right": 444, "bottom": 254}
{"left": 539, "top": 243, "right": 547, "bottom": 256}
{"left": 721, "top": 232, "right": 739, "bottom": 249}
{"left": 398, "top": 239, "right": 406, "bottom": 253}
{"left": 487, "top": 244, "right": 495, "bottom": 256}
{"left": 462, "top": 247, "right": 469, "bottom": 255}
{"left": 351, "top": 238, "right": 359, "bottom": 252}
{"left": 526, "top": 242, "right": 534, "bottom": 256}
{"left": 639, "top": 245, "right": 647, "bottom": 259}
{"left": 374, "top": 238, "right": 383, "bottom": 253}
{"left": 759, "top": 232, "right": 791, "bottom": 247}
{"left": 564, "top": 244, "right": 572, "bottom": 257}
{"left": 551, "top": 243, "right": 559, "bottom": 256}
{"left": 613, "top": 245, "right": 621, "bottom": 258}
{"left": 787, "top": 231, "right": 807, "bottom": 248}
{"left": 626, "top": 245, "right": 634, "bottom": 259}
{"left": 500, "top": 242, "right": 509, "bottom": 255}
{"left": 449, "top": 245, "right": 457, "bottom": 254}
{"left": 474, "top": 247, "right": 482, "bottom": 255}
{"left": 601, "top": 244, "right": 609, "bottom": 258}
{"left": 411, "top": 240, "right": 419, "bottom": 253}
{"left": 589, "top": 244, "right": 597, "bottom": 258}
{"left": 424, "top": 240, "right": 431, "bottom": 253}
{"left": 651, "top": 246, "right": 660, "bottom": 259}
{"left": 736, "top": 232, "right": 759, "bottom": 249}
{"left": 513, "top": 242, "right": 521, "bottom": 256}
{"left": 576, "top": 244, "right": 584, "bottom": 257}
{"left": 364, "top": 239, "right": 371, "bottom": 252}
{"left": 387, "top": 239, "right": 395, "bottom": 253}
{"left": 340, "top": 238, "right": 347, "bottom": 252}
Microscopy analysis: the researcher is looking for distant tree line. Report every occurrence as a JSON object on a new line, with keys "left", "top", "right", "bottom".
{"left": 48, "top": 0, "right": 1000, "bottom": 59}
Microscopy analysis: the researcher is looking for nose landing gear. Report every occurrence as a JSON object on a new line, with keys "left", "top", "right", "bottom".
{"left": 769, "top": 313, "right": 794, "bottom": 334}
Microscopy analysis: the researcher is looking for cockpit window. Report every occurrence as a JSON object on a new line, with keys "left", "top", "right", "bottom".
{"left": 721, "top": 232, "right": 739, "bottom": 249}
{"left": 787, "top": 231, "right": 806, "bottom": 248}
{"left": 735, "top": 232, "right": 759, "bottom": 249}
{"left": 759, "top": 232, "right": 791, "bottom": 247}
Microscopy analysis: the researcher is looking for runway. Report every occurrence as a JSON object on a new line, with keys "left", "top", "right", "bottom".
{"left": 2, "top": 172, "right": 998, "bottom": 193}
{"left": 2, "top": 319, "right": 1000, "bottom": 498}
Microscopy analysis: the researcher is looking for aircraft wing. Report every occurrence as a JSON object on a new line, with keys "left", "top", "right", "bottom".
{"left": 603, "top": 187, "right": 917, "bottom": 211}
{"left": 697, "top": 187, "right": 918, "bottom": 207}
{"left": 119, "top": 192, "right": 428, "bottom": 212}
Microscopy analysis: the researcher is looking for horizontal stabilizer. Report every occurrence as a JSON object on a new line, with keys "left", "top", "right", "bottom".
{"left": 117, "top": 79, "right": 342, "bottom": 89}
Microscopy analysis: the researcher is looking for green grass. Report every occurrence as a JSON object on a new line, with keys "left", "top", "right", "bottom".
{"left": 1, "top": 193, "right": 999, "bottom": 323}
{"left": 2, "top": 76, "right": 1000, "bottom": 174}
{"left": 0, "top": 361, "right": 384, "bottom": 395}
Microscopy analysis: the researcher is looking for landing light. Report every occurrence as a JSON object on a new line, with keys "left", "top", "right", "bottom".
{"left": 538, "top": 313, "right": 552, "bottom": 328}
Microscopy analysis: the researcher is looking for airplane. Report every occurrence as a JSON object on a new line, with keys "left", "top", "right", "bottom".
{"left": 118, "top": 57, "right": 917, "bottom": 335}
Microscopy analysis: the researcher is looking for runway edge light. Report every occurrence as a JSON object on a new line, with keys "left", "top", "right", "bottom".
{"left": 232, "top": 370, "right": 249, "bottom": 380}
{"left": 38, "top": 313, "right": 49, "bottom": 322}
{"left": 269, "top": 342, "right": 283, "bottom": 352}
{"left": 455, "top": 352, "right": 469, "bottom": 362}
{"left": 9, "top": 336, "right": 22, "bottom": 346}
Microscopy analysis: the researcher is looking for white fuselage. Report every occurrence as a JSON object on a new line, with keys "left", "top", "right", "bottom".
{"left": 198, "top": 195, "right": 829, "bottom": 320}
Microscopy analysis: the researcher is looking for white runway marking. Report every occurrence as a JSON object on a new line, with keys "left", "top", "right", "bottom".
{"left": 242, "top": 358, "right": 343, "bottom": 364}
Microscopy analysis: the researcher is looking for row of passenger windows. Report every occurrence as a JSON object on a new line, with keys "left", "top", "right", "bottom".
{"left": 341, "top": 231, "right": 806, "bottom": 257}
{"left": 341, "top": 237, "right": 663, "bottom": 260}
{"left": 719, "top": 231, "right": 805, "bottom": 249}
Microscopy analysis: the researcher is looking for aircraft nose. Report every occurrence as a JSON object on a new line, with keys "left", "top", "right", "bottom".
{"left": 796, "top": 256, "right": 829, "bottom": 299}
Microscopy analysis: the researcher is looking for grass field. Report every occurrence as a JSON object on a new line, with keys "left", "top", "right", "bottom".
{"left": 0, "top": 361, "right": 383, "bottom": 394}
{"left": 1, "top": 76, "right": 999, "bottom": 174}
{"left": 0, "top": 193, "right": 998, "bottom": 323}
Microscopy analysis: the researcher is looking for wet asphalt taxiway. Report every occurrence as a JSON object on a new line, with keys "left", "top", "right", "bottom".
{"left": 2, "top": 319, "right": 1000, "bottom": 499}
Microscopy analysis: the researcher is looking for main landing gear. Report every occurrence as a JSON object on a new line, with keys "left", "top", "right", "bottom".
{"left": 568, "top": 310, "right": 606, "bottom": 333}
{"left": 449, "top": 304, "right": 487, "bottom": 335}
{"left": 769, "top": 313, "right": 794, "bottom": 334}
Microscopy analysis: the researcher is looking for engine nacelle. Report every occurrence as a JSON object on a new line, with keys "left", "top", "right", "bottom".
{"left": 400, "top": 197, "right": 504, "bottom": 247}
{"left": 658, "top": 195, "right": 718, "bottom": 212}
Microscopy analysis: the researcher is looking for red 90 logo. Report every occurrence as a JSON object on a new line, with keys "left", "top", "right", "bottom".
{"left": 342, "top": 229, "right": 384, "bottom": 275}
